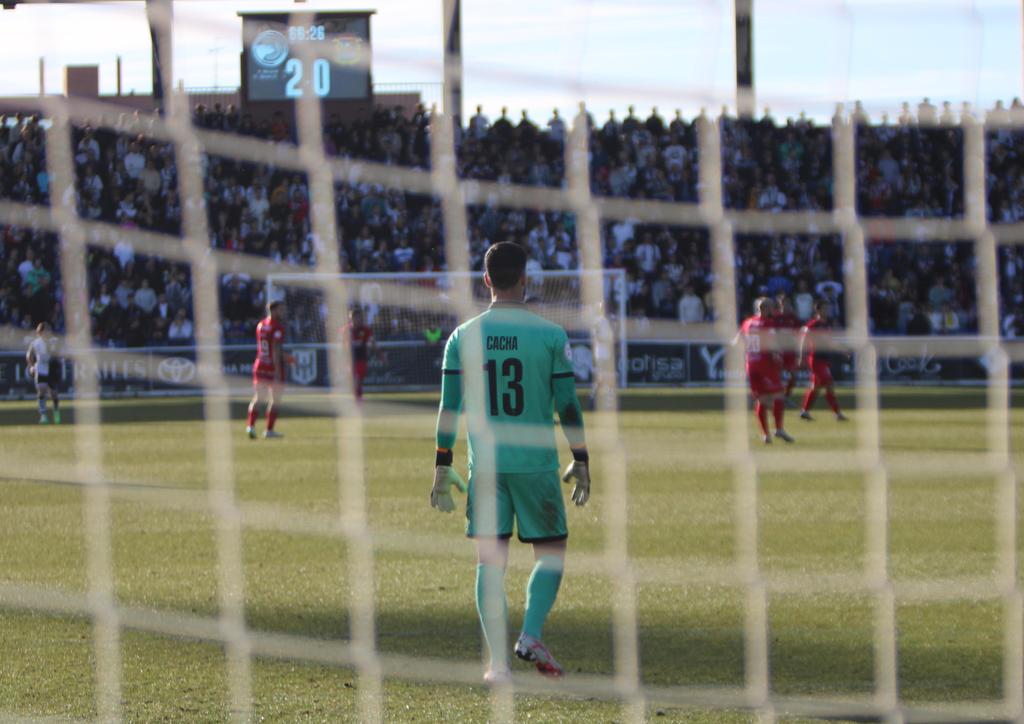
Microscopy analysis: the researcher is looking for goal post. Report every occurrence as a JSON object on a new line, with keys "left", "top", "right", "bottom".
{"left": 266, "top": 268, "right": 629, "bottom": 391}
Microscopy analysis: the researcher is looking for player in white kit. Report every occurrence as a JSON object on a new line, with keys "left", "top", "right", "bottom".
{"left": 26, "top": 322, "right": 60, "bottom": 424}
{"left": 590, "top": 302, "right": 616, "bottom": 411}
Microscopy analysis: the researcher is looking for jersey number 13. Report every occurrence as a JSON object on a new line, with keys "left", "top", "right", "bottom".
{"left": 485, "top": 358, "right": 524, "bottom": 416}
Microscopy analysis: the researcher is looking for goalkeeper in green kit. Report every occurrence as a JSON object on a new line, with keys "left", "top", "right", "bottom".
{"left": 431, "top": 241, "right": 591, "bottom": 684}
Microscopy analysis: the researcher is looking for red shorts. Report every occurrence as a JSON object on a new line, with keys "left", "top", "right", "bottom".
{"left": 810, "top": 360, "right": 833, "bottom": 387}
{"left": 747, "top": 361, "right": 783, "bottom": 397}
{"left": 353, "top": 359, "right": 368, "bottom": 381}
{"left": 781, "top": 353, "right": 797, "bottom": 372}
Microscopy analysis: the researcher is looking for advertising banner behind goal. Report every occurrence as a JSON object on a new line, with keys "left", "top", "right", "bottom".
{"left": 1, "top": 342, "right": 1019, "bottom": 398}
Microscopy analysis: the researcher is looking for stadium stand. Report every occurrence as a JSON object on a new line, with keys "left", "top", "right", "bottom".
{"left": 735, "top": 232, "right": 845, "bottom": 324}
{"left": 856, "top": 123, "right": 964, "bottom": 218}
{"left": 0, "top": 100, "right": 1015, "bottom": 346}
{"left": 721, "top": 112, "right": 832, "bottom": 212}
{"left": 867, "top": 240, "right": 977, "bottom": 335}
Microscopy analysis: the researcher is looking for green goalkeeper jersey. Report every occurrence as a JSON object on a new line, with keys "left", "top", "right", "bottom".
{"left": 437, "top": 301, "right": 584, "bottom": 473}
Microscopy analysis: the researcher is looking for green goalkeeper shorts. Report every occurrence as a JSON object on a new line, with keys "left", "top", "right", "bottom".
{"left": 465, "top": 470, "right": 568, "bottom": 543}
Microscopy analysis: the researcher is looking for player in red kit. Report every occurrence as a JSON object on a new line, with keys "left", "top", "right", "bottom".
{"left": 734, "top": 297, "right": 794, "bottom": 444}
{"left": 798, "top": 301, "right": 848, "bottom": 422}
{"left": 247, "top": 301, "right": 294, "bottom": 439}
{"left": 773, "top": 294, "right": 801, "bottom": 406}
{"left": 343, "top": 307, "right": 377, "bottom": 401}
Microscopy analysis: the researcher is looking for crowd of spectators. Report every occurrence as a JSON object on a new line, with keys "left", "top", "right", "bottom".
{"left": 721, "top": 114, "right": 832, "bottom": 211}
{"left": 987, "top": 129, "right": 1024, "bottom": 222}
{"left": 1000, "top": 247, "right": 1024, "bottom": 338}
{"left": 735, "top": 233, "right": 845, "bottom": 324}
{"left": 461, "top": 106, "right": 565, "bottom": 188}
{"left": 68, "top": 122, "right": 191, "bottom": 345}
{"left": 867, "top": 241, "right": 977, "bottom": 335}
{"left": 600, "top": 220, "right": 713, "bottom": 322}
{"left": 85, "top": 246, "right": 194, "bottom": 347}
{"left": 0, "top": 113, "right": 47, "bottom": 206}
{"left": 0, "top": 226, "right": 60, "bottom": 332}
{"left": 3, "top": 100, "right": 1024, "bottom": 348}
{"left": 588, "top": 105, "right": 700, "bottom": 202}
{"left": 857, "top": 124, "right": 964, "bottom": 218}
{"left": 0, "top": 114, "right": 62, "bottom": 333}
{"left": 72, "top": 124, "right": 182, "bottom": 235}
{"left": 198, "top": 105, "right": 442, "bottom": 275}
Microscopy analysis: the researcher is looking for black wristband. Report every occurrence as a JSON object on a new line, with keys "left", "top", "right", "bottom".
{"left": 435, "top": 448, "right": 453, "bottom": 467}
{"left": 571, "top": 448, "right": 589, "bottom": 464}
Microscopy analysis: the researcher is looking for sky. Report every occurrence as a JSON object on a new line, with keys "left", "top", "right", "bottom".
{"left": 0, "top": 0, "right": 1019, "bottom": 124}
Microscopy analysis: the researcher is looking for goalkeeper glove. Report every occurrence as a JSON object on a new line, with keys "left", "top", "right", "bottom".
{"left": 431, "top": 448, "right": 466, "bottom": 513}
{"left": 562, "top": 448, "right": 590, "bottom": 507}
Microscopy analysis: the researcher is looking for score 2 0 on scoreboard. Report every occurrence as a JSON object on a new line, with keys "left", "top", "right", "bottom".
{"left": 240, "top": 12, "right": 372, "bottom": 102}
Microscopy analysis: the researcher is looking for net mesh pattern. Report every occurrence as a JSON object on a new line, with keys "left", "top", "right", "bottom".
{"left": 0, "top": 4, "right": 1021, "bottom": 722}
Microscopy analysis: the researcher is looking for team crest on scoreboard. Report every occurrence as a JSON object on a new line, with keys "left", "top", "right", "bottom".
{"left": 331, "top": 34, "right": 365, "bottom": 65}
{"left": 251, "top": 29, "right": 289, "bottom": 69}
{"left": 291, "top": 349, "right": 318, "bottom": 386}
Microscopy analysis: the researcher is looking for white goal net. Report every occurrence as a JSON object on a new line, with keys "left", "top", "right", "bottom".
{"left": 0, "top": 2, "right": 1022, "bottom": 723}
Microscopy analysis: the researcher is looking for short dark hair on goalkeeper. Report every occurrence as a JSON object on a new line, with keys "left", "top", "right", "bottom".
{"left": 484, "top": 241, "right": 527, "bottom": 290}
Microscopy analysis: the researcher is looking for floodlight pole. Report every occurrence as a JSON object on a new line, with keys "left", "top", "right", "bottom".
{"left": 146, "top": 0, "right": 172, "bottom": 115}
{"left": 735, "top": 0, "right": 754, "bottom": 118}
{"left": 442, "top": 0, "right": 463, "bottom": 126}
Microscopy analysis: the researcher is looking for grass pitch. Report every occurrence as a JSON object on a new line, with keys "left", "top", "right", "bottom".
{"left": 0, "top": 387, "right": 1021, "bottom": 722}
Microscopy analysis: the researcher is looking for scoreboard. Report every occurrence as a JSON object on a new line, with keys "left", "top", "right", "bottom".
{"left": 240, "top": 12, "right": 372, "bottom": 103}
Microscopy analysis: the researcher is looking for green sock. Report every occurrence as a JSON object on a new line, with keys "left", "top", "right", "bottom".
{"left": 475, "top": 563, "right": 508, "bottom": 668}
{"left": 522, "top": 555, "right": 563, "bottom": 640}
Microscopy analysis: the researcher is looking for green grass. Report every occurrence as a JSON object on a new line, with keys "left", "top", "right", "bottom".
{"left": 0, "top": 388, "right": 1022, "bottom": 721}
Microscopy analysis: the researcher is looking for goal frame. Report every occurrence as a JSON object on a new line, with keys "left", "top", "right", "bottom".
{"left": 266, "top": 268, "right": 629, "bottom": 389}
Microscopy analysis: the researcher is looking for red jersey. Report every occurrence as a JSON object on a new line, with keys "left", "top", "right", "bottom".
{"left": 773, "top": 311, "right": 800, "bottom": 367}
{"left": 345, "top": 323, "right": 373, "bottom": 362}
{"left": 800, "top": 317, "right": 831, "bottom": 368}
{"left": 738, "top": 315, "right": 777, "bottom": 366}
{"left": 774, "top": 311, "right": 800, "bottom": 330}
{"left": 254, "top": 316, "right": 285, "bottom": 377}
